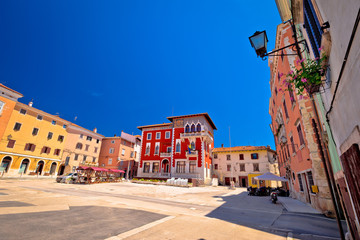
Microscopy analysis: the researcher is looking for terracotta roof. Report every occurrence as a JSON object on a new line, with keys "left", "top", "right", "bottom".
{"left": 69, "top": 123, "right": 104, "bottom": 137}
{"left": 213, "top": 146, "right": 276, "bottom": 153}
{"left": 137, "top": 123, "right": 173, "bottom": 130}
{"left": 167, "top": 113, "right": 217, "bottom": 130}
{"left": 0, "top": 83, "right": 23, "bottom": 97}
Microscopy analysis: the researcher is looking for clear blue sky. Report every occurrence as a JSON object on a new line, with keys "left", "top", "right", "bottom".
{"left": 0, "top": 0, "right": 281, "bottom": 148}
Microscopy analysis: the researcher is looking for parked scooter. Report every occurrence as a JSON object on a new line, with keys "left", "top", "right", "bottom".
{"left": 270, "top": 191, "right": 278, "bottom": 204}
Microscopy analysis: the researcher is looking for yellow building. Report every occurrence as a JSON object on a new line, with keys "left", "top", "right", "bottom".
{"left": 0, "top": 101, "right": 70, "bottom": 177}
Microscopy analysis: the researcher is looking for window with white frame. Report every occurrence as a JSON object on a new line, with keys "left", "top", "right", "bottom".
{"left": 109, "top": 148, "right": 114, "bottom": 154}
{"left": 240, "top": 164, "right": 245, "bottom": 172}
{"left": 145, "top": 143, "right": 150, "bottom": 155}
{"left": 152, "top": 162, "right": 159, "bottom": 173}
{"left": 165, "top": 131, "right": 170, "bottom": 139}
{"left": 20, "top": 109, "right": 27, "bottom": 115}
{"left": 0, "top": 101, "right": 4, "bottom": 114}
{"left": 156, "top": 132, "right": 161, "bottom": 139}
{"left": 147, "top": 133, "right": 152, "bottom": 140}
{"left": 189, "top": 161, "right": 196, "bottom": 173}
{"left": 175, "top": 140, "right": 181, "bottom": 153}
{"left": 37, "top": 115, "right": 43, "bottom": 120}
{"left": 154, "top": 143, "right": 160, "bottom": 155}
{"left": 298, "top": 173, "right": 304, "bottom": 191}
{"left": 108, "top": 158, "right": 112, "bottom": 165}
{"left": 190, "top": 141, "right": 195, "bottom": 150}
{"left": 143, "top": 162, "right": 150, "bottom": 173}
{"left": 176, "top": 161, "right": 185, "bottom": 173}
{"left": 122, "top": 148, "right": 125, "bottom": 156}
{"left": 253, "top": 163, "right": 259, "bottom": 172}
{"left": 227, "top": 164, "right": 231, "bottom": 171}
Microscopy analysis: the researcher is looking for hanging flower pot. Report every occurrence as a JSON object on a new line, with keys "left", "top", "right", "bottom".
{"left": 282, "top": 47, "right": 327, "bottom": 96}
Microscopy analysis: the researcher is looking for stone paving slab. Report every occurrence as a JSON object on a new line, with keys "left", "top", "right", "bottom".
{"left": 0, "top": 201, "right": 34, "bottom": 207}
{"left": 278, "top": 197, "right": 321, "bottom": 214}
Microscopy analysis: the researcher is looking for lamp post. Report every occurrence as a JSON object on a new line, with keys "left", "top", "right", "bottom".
{"left": 250, "top": 21, "right": 345, "bottom": 240}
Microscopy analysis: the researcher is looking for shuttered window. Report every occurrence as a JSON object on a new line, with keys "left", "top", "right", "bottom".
{"left": 7, "top": 140, "right": 16, "bottom": 148}
{"left": 303, "top": 0, "right": 323, "bottom": 58}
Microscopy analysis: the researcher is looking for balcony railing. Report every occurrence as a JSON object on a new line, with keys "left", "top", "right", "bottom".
{"left": 186, "top": 150, "right": 198, "bottom": 157}
{"left": 160, "top": 152, "right": 171, "bottom": 158}
{"left": 180, "top": 131, "right": 213, "bottom": 141}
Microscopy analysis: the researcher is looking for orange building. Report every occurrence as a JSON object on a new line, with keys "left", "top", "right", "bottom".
{"left": 268, "top": 22, "right": 333, "bottom": 214}
{"left": 98, "top": 132, "right": 138, "bottom": 179}
{"left": 0, "top": 84, "right": 23, "bottom": 140}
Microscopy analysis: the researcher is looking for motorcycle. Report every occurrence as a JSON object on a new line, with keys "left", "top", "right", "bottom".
{"left": 270, "top": 191, "right": 278, "bottom": 204}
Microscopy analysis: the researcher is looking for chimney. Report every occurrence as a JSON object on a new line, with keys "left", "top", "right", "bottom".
{"left": 93, "top": 128, "right": 97, "bottom": 133}
{"left": 221, "top": 143, "right": 224, "bottom": 148}
{"left": 114, "top": 134, "right": 116, "bottom": 137}
{"left": 28, "top": 101, "right": 33, "bottom": 107}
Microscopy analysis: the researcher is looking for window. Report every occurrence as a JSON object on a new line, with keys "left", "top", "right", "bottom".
{"left": 143, "top": 162, "right": 150, "bottom": 173}
{"left": 122, "top": 148, "right": 125, "bottom": 156}
{"left": 303, "top": 0, "right": 323, "bottom": 59}
{"left": 239, "top": 154, "right": 244, "bottom": 160}
{"left": 145, "top": 143, "right": 150, "bottom": 155}
{"left": 214, "top": 164, "right": 218, "bottom": 170}
{"left": 283, "top": 100, "right": 289, "bottom": 119}
{"left": 94, "top": 147, "right": 98, "bottom": 153}
{"left": 298, "top": 174, "right": 304, "bottom": 191}
{"left": 147, "top": 133, "right": 152, "bottom": 140}
{"left": 58, "top": 135, "right": 64, "bottom": 142}
{"left": 165, "top": 131, "right": 170, "bottom": 139}
{"left": 196, "top": 123, "right": 201, "bottom": 132}
{"left": 240, "top": 164, "right": 245, "bottom": 172}
{"left": 14, "top": 122, "right": 22, "bottom": 131}
{"left": 156, "top": 132, "right": 161, "bottom": 139}
{"left": 109, "top": 148, "right": 114, "bottom": 154}
{"left": 85, "top": 145, "right": 89, "bottom": 151}
{"left": 92, "top": 157, "right": 96, "bottom": 163}
{"left": 167, "top": 147, "right": 172, "bottom": 153}
{"left": 185, "top": 125, "right": 190, "bottom": 133}
{"left": 253, "top": 163, "right": 259, "bottom": 172}
{"left": 80, "top": 134, "right": 83, "bottom": 139}
{"left": 130, "top": 151, "right": 134, "bottom": 158}
{"left": 32, "top": 128, "right": 39, "bottom": 136}
{"left": 74, "top": 154, "right": 79, "bottom": 161}
{"left": 251, "top": 153, "right": 259, "bottom": 159}
{"left": 96, "top": 139, "right": 100, "bottom": 144}
{"left": 47, "top": 132, "right": 53, "bottom": 140}
{"left": 63, "top": 124, "right": 67, "bottom": 129}
{"left": 37, "top": 115, "right": 43, "bottom": 120}
{"left": 0, "top": 101, "right": 4, "bottom": 114}
{"left": 189, "top": 161, "right": 196, "bottom": 173}
{"left": 176, "top": 141, "right": 181, "bottom": 153}
{"left": 83, "top": 155, "right": 87, "bottom": 162}
{"left": 289, "top": 89, "right": 296, "bottom": 105}
{"left": 226, "top": 155, "right": 231, "bottom": 160}
{"left": 7, "top": 140, "right": 15, "bottom": 148}
{"left": 86, "top": 136, "right": 92, "bottom": 141}
{"left": 42, "top": 146, "right": 51, "bottom": 154}
{"left": 24, "top": 143, "right": 36, "bottom": 151}
{"left": 76, "top": 143, "right": 83, "bottom": 150}
{"left": 65, "top": 157, "right": 70, "bottom": 166}
{"left": 297, "top": 124, "right": 305, "bottom": 146}
{"left": 227, "top": 164, "right": 231, "bottom": 171}
{"left": 214, "top": 153, "right": 218, "bottom": 159}
{"left": 154, "top": 144, "right": 159, "bottom": 155}
{"left": 152, "top": 162, "right": 159, "bottom": 173}
{"left": 290, "top": 136, "right": 296, "bottom": 153}
{"left": 275, "top": 87, "right": 278, "bottom": 95}
{"left": 108, "top": 158, "right": 112, "bottom": 165}
{"left": 176, "top": 161, "right": 185, "bottom": 173}
{"left": 111, "top": 140, "right": 115, "bottom": 144}
{"left": 20, "top": 109, "right": 27, "bottom": 115}
{"left": 191, "top": 124, "right": 195, "bottom": 132}
{"left": 54, "top": 149, "right": 61, "bottom": 156}
{"left": 307, "top": 171, "right": 315, "bottom": 193}
{"left": 52, "top": 120, "right": 56, "bottom": 125}
{"left": 190, "top": 142, "right": 195, "bottom": 150}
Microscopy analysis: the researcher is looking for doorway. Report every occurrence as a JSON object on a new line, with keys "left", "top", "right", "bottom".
{"left": 50, "top": 162, "right": 57, "bottom": 175}
{"left": 58, "top": 165, "right": 65, "bottom": 175}
{"left": 19, "top": 159, "right": 30, "bottom": 174}
{"left": 36, "top": 161, "right": 44, "bottom": 175}
{"left": 0, "top": 156, "right": 12, "bottom": 173}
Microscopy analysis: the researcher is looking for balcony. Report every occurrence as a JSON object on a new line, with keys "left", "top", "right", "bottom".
{"left": 180, "top": 131, "right": 213, "bottom": 141}
{"left": 160, "top": 152, "right": 171, "bottom": 158}
{"left": 186, "top": 150, "right": 198, "bottom": 157}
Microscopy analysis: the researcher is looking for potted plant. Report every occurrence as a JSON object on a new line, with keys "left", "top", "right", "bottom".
{"left": 284, "top": 47, "right": 327, "bottom": 95}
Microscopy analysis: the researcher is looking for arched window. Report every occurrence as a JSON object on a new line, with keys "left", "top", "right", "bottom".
{"left": 191, "top": 124, "right": 195, "bottom": 132}
{"left": 191, "top": 142, "right": 195, "bottom": 150}
{"left": 185, "top": 125, "right": 190, "bottom": 133}
{"left": 145, "top": 145, "right": 150, "bottom": 154}
{"left": 196, "top": 123, "right": 201, "bottom": 132}
{"left": 76, "top": 143, "right": 83, "bottom": 150}
{"left": 176, "top": 142, "right": 181, "bottom": 152}
{"left": 50, "top": 162, "right": 57, "bottom": 175}
{"left": 19, "top": 159, "right": 30, "bottom": 174}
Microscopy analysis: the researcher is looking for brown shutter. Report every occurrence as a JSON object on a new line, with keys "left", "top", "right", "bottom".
{"left": 31, "top": 144, "right": 36, "bottom": 152}
{"left": 7, "top": 140, "right": 15, "bottom": 148}
{"left": 340, "top": 144, "right": 360, "bottom": 223}
{"left": 24, "top": 143, "right": 29, "bottom": 151}
{"left": 47, "top": 147, "right": 51, "bottom": 154}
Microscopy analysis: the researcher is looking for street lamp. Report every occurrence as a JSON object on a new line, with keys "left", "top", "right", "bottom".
{"left": 249, "top": 31, "right": 268, "bottom": 58}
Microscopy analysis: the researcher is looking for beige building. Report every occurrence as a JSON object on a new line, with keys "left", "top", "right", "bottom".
{"left": 59, "top": 124, "right": 104, "bottom": 175}
{"left": 212, "top": 146, "right": 278, "bottom": 188}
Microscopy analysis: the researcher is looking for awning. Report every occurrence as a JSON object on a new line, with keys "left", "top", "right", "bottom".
{"left": 77, "top": 166, "right": 90, "bottom": 170}
{"left": 110, "top": 169, "right": 125, "bottom": 173}
{"left": 253, "top": 172, "right": 288, "bottom": 182}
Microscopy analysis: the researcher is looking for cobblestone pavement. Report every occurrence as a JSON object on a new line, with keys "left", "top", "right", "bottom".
{"left": 0, "top": 179, "right": 344, "bottom": 240}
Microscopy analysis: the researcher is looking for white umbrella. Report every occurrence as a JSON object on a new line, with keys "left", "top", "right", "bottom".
{"left": 254, "top": 172, "right": 288, "bottom": 182}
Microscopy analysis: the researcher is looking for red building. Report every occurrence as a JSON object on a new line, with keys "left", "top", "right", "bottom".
{"left": 137, "top": 113, "right": 216, "bottom": 183}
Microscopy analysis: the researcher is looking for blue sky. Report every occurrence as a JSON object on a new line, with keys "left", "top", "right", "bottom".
{"left": 0, "top": 0, "right": 281, "bottom": 148}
